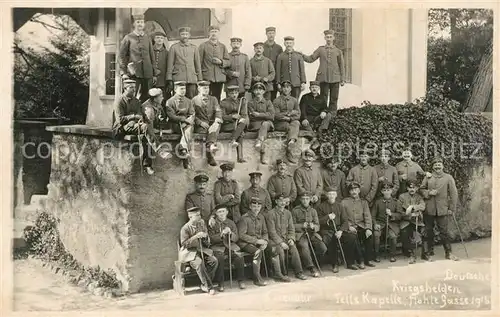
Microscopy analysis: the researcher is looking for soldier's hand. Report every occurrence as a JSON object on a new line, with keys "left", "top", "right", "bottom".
{"left": 251, "top": 111, "right": 259, "bottom": 117}
{"left": 311, "top": 195, "right": 319, "bottom": 203}
{"left": 320, "top": 112, "right": 327, "bottom": 119}
{"left": 254, "top": 76, "right": 261, "bottom": 81}
{"left": 244, "top": 85, "right": 251, "bottom": 91}
{"left": 302, "top": 119, "right": 309, "bottom": 127}
{"left": 335, "top": 231, "right": 342, "bottom": 239}
{"left": 259, "top": 243, "right": 267, "bottom": 250}
{"left": 340, "top": 81, "right": 345, "bottom": 87}
{"left": 309, "top": 223, "right": 316, "bottom": 230}
{"left": 208, "top": 216, "right": 216, "bottom": 228}
{"left": 378, "top": 176, "right": 386, "bottom": 182}
{"left": 328, "top": 213, "right": 336, "bottom": 220}
{"left": 300, "top": 83, "right": 305, "bottom": 91}
{"left": 429, "top": 189, "right": 438, "bottom": 196}
{"left": 232, "top": 71, "right": 240, "bottom": 78}
{"left": 262, "top": 77, "right": 269, "bottom": 82}
{"left": 200, "top": 122, "right": 210, "bottom": 130}
{"left": 426, "top": 172, "right": 433, "bottom": 178}
{"left": 196, "top": 232, "right": 208, "bottom": 239}
{"left": 448, "top": 210, "right": 453, "bottom": 215}
{"left": 153, "top": 76, "right": 157, "bottom": 85}
{"left": 232, "top": 114, "right": 241, "bottom": 120}
{"left": 411, "top": 212, "right": 417, "bottom": 217}
{"left": 228, "top": 194, "right": 235, "bottom": 200}
{"left": 287, "top": 239, "right": 295, "bottom": 246}
{"left": 349, "top": 226, "right": 357, "bottom": 233}
{"left": 277, "top": 84, "right": 281, "bottom": 91}
{"left": 238, "top": 118, "right": 246, "bottom": 124}
{"left": 212, "top": 57, "right": 223, "bottom": 65}
{"left": 386, "top": 209, "right": 392, "bottom": 217}
{"left": 406, "top": 206, "right": 413, "bottom": 215}
{"left": 222, "top": 227, "right": 231, "bottom": 235}
{"left": 374, "top": 224, "right": 381, "bottom": 231}
{"left": 365, "top": 229, "right": 372, "bottom": 238}
{"left": 256, "top": 239, "right": 266, "bottom": 245}
{"left": 303, "top": 222, "right": 309, "bottom": 229}
{"left": 134, "top": 114, "right": 143, "bottom": 120}
{"left": 401, "top": 173, "right": 408, "bottom": 180}
{"left": 280, "top": 242, "right": 289, "bottom": 250}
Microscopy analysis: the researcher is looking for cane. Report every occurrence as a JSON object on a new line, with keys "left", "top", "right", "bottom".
{"left": 414, "top": 213, "right": 419, "bottom": 258}
{"left": 227, "top": 233, "right": 233, "bottom": 289}
{"left": 284, "top": 249, "right": 289, "bottom": 276}
{"left": 329, "top": 219, "right": 347, "bottom": 268}
{"left": 385, "top": 215, "right": 389, "bottom": 259}
{"left": 234, "top": 96, "right": 245, "bottom": 130}
{"left": 305, "top": 230, "right": 322, "bottom": 276}
{"left": 137, "top": 120, "right": 145, "bottom": 176}
{"left": 450, "top": 211, "right": 469, "bottom": 258}
{"left": 262, "top": 249, "right": 269, "bottom": 278}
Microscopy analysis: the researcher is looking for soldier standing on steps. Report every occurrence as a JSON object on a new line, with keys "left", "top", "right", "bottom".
{"left": 276, "top": 36, "right": 306, "bottom": 99}
{"left": 151, "top": 31, "right": 171, "bottom": 101}
{"left": 214, "top": 162, "right": 242, "bottom": 224}
{"left": 225, "top": 37, "right": 252, "bottom": 98}
{"left": 250, "top": 42, "right": 275, "bottom": 101}
{"left": 219, "top": 86, "right": 248, "bottom": 163}
{"left": 263, "top": 26, "right": 283, "bottom": 101}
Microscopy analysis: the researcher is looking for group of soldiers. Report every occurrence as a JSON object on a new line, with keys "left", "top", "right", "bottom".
{"left": 112, "top": 14, "right": 346, "bottom": 173}
{"left": 179, "top": 148, "right": 460, "bottom": 295}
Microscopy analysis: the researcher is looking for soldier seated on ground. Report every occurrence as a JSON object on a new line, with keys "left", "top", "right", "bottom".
{"left": 208, "top": 206, "right": 247, "bottom": 291}
{"left": 237, "top": 197, "right": 269, "bottom": 287}
{"left": 247, "top": 82, "right": 275, "bottom": 164}
{"left": 371, "top": 182, "right": 403, "bottom": 263}
{"left": 299, "top": 81, "right": 331, "bottom": 150}
{"left": 178, "top": 207, "right": 219, "bottom": 295}
{"left": 219, "top": 85, "right": 248, "bottom": 163}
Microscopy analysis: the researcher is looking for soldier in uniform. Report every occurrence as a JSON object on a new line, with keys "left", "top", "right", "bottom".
{"left": 166, "top": 26, "right": 202, "bottom": 99}
{"left": 291, "top": 191, "right": 327, "bottom": 277}
{"left": 165, "top": 81, "right": 195, "bottom": 169}
{"left": 265, "top": 194, "right": 307, "bottom": 280}
{"left": 198, "top": 25, "right": 231, "bottom": 102}
{"left": 419, "top": 157, "right": 459, "bottom": 261}
{"left": 341, "top": 182, "right": 376, "bottom": 269}
{"left": 185, "top": 173, "right": 216, "bottom": 223}
{"left": 118, "top": 14, "right": 158, "bottom": 103}
{"left": 142, "top": 88, "right": 168, "bottom": 131}
{"left": 192, "top": 81, "right": 222, "bottom": 166}
{"left": 346, "top": 150, "right": 379, "bottom": 206}
{"left": 208, "top": 206, "right": 247, "bottom": 290}
{"left": 240, "top": 171, "right": 272, "bottom": 216}
{"left": 250, "top": 42, "right": 275, "bottom": 100}
{"left": 299, "top": 81, "right": 330, "bottom": 149}
{"left": 398, "top": 180, "right": 426, "bottom": 264}
{"left": 225, "top": 37, "right": 251, "bottom": 98}
{"left": 276, "top": 36, "right": 306, "bottom": 99}
{"left": 316, "top": 187, "right": 359, "bottom": 272}
{"left": 371, "top": 182, "right": 403, "bottom": 263}
{"left": 219, "top": 85, "right": 248, "bottom": 163}
{"left": 237, "top": 197, "right": 269, "bottom": 287}
{"left": 267, "top": 159, "right": 297, "bottom": 207}
{"left": 301, "top": 30, "right": 345, "bottom": 114}
{"left": 273, "top": 80, "right": 301, "bottom": 153}
{"left": 375, "top": 149, "right": 400, "bottom": 198}
{"left": 294, "top": 149, "right": 323, "bottom": 208}
{"left": 214, "top": 162, "right": 242, "bottom": 224}
{"left": 151, "top": 31, "right": 171, "bottom": 101}
{"left": 396, "top": 149, "right": 431, "bottom": 195}
{"left": 263, "top": 26, "right": 284, "bottom": 101}
{"left": 247, "top": 82, "right": 275, "bottom": 164}
{"left": 321, "top": 156, "right": 347, "bottom": 202}
{"left": 179, "top": 207, "right": 219, "bottom": 295}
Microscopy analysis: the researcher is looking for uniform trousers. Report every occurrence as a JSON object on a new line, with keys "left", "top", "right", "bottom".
{"left": 320, "top": 82, "right": 340, "bottom": 115}
{"left": 303, "top": 113, "right": 333, "bottom": 133}
{"left": 424, "top": 214, "right": 452, "bottom": 253}
{"left": 296, "top": 233, "right": 327, "bottom": 269}
{"left": 400, "top": 223, "right": 424, "bottom": 256}
{"left": 374, "top": 224, "right": 400, "bottom": 257}
{"left": 212, "top": 249, "right": 246, "bottom": 282}
{"left": 210, "top": 82, "right": 224, "bottom": 102}
{"left": 188, "top": 253, "right": 219, "bottom": 287}
{"left": 186, "top": 84, "right": 198, "bottom": 100}
{"left": 220, "top": 122, "right": 246, "bottom": 142}
{"left": 194, "top": 125, "right": 219, "bottom": 145}
{"left": 355, "top": 227, "right": 375, "bottom": 264}
{"left": 135, "top": 78, "right": 153, "bottom": 103}
{"left": 323, "top": 231, "right": 357, "bottom": 266}
{"left": 122, "top": 121, "right": 156, "bottom": 167}
{"left": 269, "top": 242, "right": 303, "bottom": 275}
{"left": 274, "top": 120, "right": 300, "bottom": 141}
{"left": 248, "top": 120, "right": 274, "bottom": 142}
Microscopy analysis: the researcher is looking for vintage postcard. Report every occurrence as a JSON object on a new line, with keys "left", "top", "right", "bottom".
{"left": 3, "top": 0, "right": 498, "bottom": 315}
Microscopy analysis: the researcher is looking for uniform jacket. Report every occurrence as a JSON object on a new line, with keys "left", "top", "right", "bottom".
{"left": 263, "top": 41, "right": 283, "bottom": 78}
{"left": 398, "top": 192, "right": 426, "bottom": 229}
{"left": 184, "top": 191, "right": 216, "bottom": 222}
{"left": 321, "top": 168, "right": 347, "bottom": 201}
{"left": 346, "top": 164, "right": 379, "bottom": 203}
{"left": 250, "top": 55, "right": 275, "bottom": 91}
{"left": 179, "top": 219, "right": 213, "bottom": 263}
{"left": 267, "top": 173, "right": 297, "bottom": 203}
{"left": 237, "top": 212, "right": 269, "bottom": 249}
{"left": 396, "top": 160, "right": 425, "bottom": 194}
{"left": 302, "top": 45, "right": 345, "bottom": 83}
{"left": 225, "top": 51, "right": 252, "bottom": 93}
{"left": 192, "top": 95, "right": 222, "bottom": 126}
{"left": 219, "top": 97, "right": 249, "bottom": 131}
{"left": 247, "top": 98, "right": 275, "bottom": 130}
{"left": 374, "top": 164, "right": 400, "bottom": 197}
{"left": 198, "top": 40, "right": 231, "bottom": 83}
{"left": 152, "top": 44, "right": 169, "bottom": 87}
{"left": 276, "top": 50, "right": 306, "bottom": 87}
{"left": 420, "top": 172, "right": 458, "bottom": 217}
{"left": 316, "top": 200, "right": 351, "bottom": 240}
{"left": 240, "top": 186, "right": 272, "bottom": 216}
{"left": 214, "top": 178, "right": 241, "bottom": 223}
{"left": 208, "top": 217, "right": 240, "bottom": 253}
{"left": 165, "top": 94, "right": 195, "bottom": 125}
{"left": 290, "top": 205, "right": 322, "bottom": 240}
{"left": 341, "top": 197, "right": 372, "bottom": 230}
{"left": 265, "top": 207, "right": 295, "bottom": 246}
{"left": 273, "top": 95, "right": 300, "bottom": 121}
{"left": 299, "top": 92, "right": 328, "bottom": 120}
{"left": 294, "top": 165, "right": 323, "bottom": 198}
{"left": 166, "top": 41, "right": 202, "bottom": 83}
{"left": 119, "top": 32, "right": 157, "bottom": 79}
{"left": 142, "top": 99, "right": 166, "bottom": 129}
{"left": 371, "top": 197, "right": 403, "bottom": 232}
{"left": 112, "top": 94, "right": 144, "bottom": 138}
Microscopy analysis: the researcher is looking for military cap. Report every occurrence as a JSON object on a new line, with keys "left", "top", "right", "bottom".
{"left": 380, "top": 182, "right": 394, "bottom": 190}
{"left": 284, "top": 36, "right": 295, "bottom": 41}
{"left": 303, "top": 149, "right": 316, "bottom": 158}
{"left": 265, "top": 26, "right": 276, "bottom": 32}
{"left": 220, "top": 162, "right": 235, "bottom": 171}
{"left": 194, "top": 173, "right": 209, "bottom": 183}
{"left": 275, "top": 193, "right": 287, "bottom": 200}
{"left": 213, "top": 204, "right": 228, "bottom": 213}
{"left": 152, "top": 31, "right": 167, "bottom": 38}
{"left": 432, "top": 157, "right": 444, "bottom": 165}
{"left": 324, "top": 186, "right": 338, "bottom": 193}
{"left": 252, "top": 82, "right": 266, "bottom": 90}
{"left": 250, "top": 196, "right": 262, "bottom": 204}
{"left": 123, "top": 79, "right": 136, "bottom": 86}
{"left": 299, "top": 191, "right": 312, "bottom": 197}
{"left": 187, "top": 206, "right": 201, "bottom": 213}
{"left": 281, "top": 80, "right": 292, "bottom": 86}
{"left": 226, "top": 85, "right": 239, "bottom": 91}
{"left": 253, "top": 42, "right": 265, "bottom": 47}
{"left": 132, "top": 14, "right": 145, "bottom": 21}
{"left": 178, "top": 26, "right": 191, "bottom": 33}
{"left": 276, "top": 158, "right": 287, "bottom": 165}
{"left": 310, "top": 81, "right": 321, "bottom": 87}
{"left": 407, "top": 180, "right": 419, "bottom": 188}
{"left": 197, "top": 80, "right": 210, "bottom": 87}
{"left": 230, "top": 37, "right": 242, "bottom": 43}
{"left": 174, "top": 81, "right": 187, "bottom": 87}
{"left": 148, "top": 88, "right": 162, "bottom": 97}
{"left": 347, "top": 182, "right": 361, "bottom": 191}
{"left": 209, "top": 25, "right": 220, "bottom": 31}
{"left": 249, "top": 171, "right": 263, "bottom": 178}
{"left": 324, "top": 30, "right": 334, "bottom": 35}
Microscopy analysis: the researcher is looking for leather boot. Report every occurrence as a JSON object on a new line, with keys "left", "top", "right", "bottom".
{"left": 252, "top": 261, "right": 267, "bottom": 286}
{"left": 271, "top": 256, "right": 291, "bottom": 282}
{"left": 421, "top": 241, "right": 434, "bottom": 261}
{"left": 237, "top": 143, "right": 246, "bottom": 163}
{"left": 260, "top": 151, "right": 267, "bottom": 165}
{"left": 206, "top": 147, "right": 217, "bottom": 166}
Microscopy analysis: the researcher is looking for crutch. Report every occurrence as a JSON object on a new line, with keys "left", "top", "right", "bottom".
{"left": 329, "top": 219, "right": 347, "bottom": 268}
{"left": 385, "top": 214, "right": 389, "bottom": 259}
{"left": 450, "top": 211, "right": 469, "bottom": 258}
{"left": 305, "top": 230, "right": 323, "bottom": 276}
{"left": 227, "top": 233, "right": 233, "bottom": 289}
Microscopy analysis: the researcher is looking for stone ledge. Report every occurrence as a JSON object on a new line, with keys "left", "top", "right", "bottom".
{"left": 46, "top": 124, "right": 316, "bottom": 142}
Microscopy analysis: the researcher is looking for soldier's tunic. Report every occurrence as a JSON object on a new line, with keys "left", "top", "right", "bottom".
{"left": 341, "top": 197, "right": 374, "bottom": 263}
{"left": 398, "top": 192, "right": 426, "bottom": 255}
{"left": 184, "top": 191, "right": 216, "bottom": 222}
{"left": 247, "top": 98, "right": 275, "bottom": 141}
{"left": 371, "top": 197, "right": 403, "bottom": 256}
{"left": 192, "top": 94, "right": 222, "bottom": 145}
{"left": 267, "top": 173, "right": 297, "bottom": 205}
{"left": 219, "top": 97, "right": 248, "bottom": 141}
{"left": 165, "top": 94, "right": 194, "bottom": 150}
{"left": 275, "top": 50, "right": 306, "bottom": 98}
{"left": 346, "top": 164, "right": 379, "bottom": 205}
{"left": 152, "top": 44, "right": 170, "bottom": 99}
{"left": 294, "top": 165, "right": 323, "bottom": 203}
{"left": 240, "top": 186, "right": 272, "bottom": 216}
{"left": 142, "top": 98, "right": 166, "bottom": 129}
{"left": 273, "top": 95, "right": 300, "bottom": 141}
{"left": 250, "top": 55, "right": 275, "bottom": 93}
{"left": 198, "top": 40, "right": 231, "bottom": 101}
{"left": 237, "top": 212, "right": 269, "bottom": 254}
{"left": 166, "top": 41, "right": 202, "bottom": 98}
{"left": 225, "top": 51, "right": 252, "bottom": 95}
{"left": 374, "top": 163, "right": 400, "bottom": 198}
{"left": 214, "top": 178, "right": 241, "bottom": 223}
{"left": 321, "top": 168, "right": 347, "bottom": 201}
{"left": 395, "top": 160, "right": 425, "bottom": 195}
{"left": 299, "top": 92, "right": 331, "bottom": 131}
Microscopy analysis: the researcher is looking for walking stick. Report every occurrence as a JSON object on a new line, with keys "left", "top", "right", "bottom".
{"left": 305, "top": 230, "right": 323, "bottom": 276}
{"left": 385, "top": 215, "right": 389, "bottom": 259}
{"left": 227, "top": 233, "right": 233, "bottom": 289}
{"left": 285, "top": 249, "right": 289, "bottom": 276}
{"left": 234, "top": 96, "right": 245, "bottom": 130}
{"left": 137, "top": 119, "right": 144, "bottom": 175}
{"left": 329, "top": 219, "right": 347, "bottom": 268}
{"left": 262, "top": 249, "right": 269, "bottom": 278}
{"left": 450, "top": 212, "right": 469, "bottom": 258}
{"left": 414, "top": 213, "right": 419, "bottom": 258}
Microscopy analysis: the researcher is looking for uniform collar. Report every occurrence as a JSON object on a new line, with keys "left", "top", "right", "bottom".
{"left": 359, "top": 164, "right": 369, "bottom": 170}
{"left": 303, "top": 164, "right": 313, "bottom": 170}
{"left": 179, "top": 41, "right": 190, "bottom": 47}
{"left": 378, "top": 163, "right": 389, "bottom": 169}
{"left": 209, "top": 40, "right": 220, "bottom": 46}
{"left": 265, "top": 40, "right": 276, "bottom": 46}
{"left": 253, "top": 54, "right": 264, "bottom": 60}
{"left": 230, "top": 50, "right": 241, "bottom": 55}
{"left": 402, "top": 160, "right": 414, "bottom": 167}
{"left": 133, "top": 30, "right": 145, "bottom": 37}
{"left": 154, "top": 45, "right": 166, "bottom": 52}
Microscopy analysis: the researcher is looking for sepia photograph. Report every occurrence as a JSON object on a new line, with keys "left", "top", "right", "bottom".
{"left": 8, "top": 3, "right": 495, "bottom": 313}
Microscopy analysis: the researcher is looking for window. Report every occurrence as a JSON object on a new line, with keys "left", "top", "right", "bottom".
{"left": 105, "top": 52, "right": 116, "bottom": 95}
{"left": 104, "top": 8, "right": 116, "bottom": 43}
{"left": 144, "top": 8, "right": 211, "bottom": 40}
{"left": 329, "top": 9, "right": 352, "bottom": 83}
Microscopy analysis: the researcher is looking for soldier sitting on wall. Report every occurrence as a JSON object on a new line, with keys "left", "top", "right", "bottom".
{"left": 142, "top": 88, "right": 168, "bottom": 131}
{"left": 299, "top": 81, "right": 331, "bottom": 150}
{"left": 219, "top": 85, "right": 248, "bottom": 163}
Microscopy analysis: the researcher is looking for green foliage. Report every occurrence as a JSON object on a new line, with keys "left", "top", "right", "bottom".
{"left": 14, "top": 14, "right": 89, "bottom": 123}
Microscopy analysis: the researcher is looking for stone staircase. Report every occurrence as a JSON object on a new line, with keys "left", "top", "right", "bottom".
{"left": 13, "top": 195, "right": 47, "bottom": 251}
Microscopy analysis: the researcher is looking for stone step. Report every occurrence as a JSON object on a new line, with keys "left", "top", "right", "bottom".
{"left": 30, "top": 194, "right": 48, "bottom": 209}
